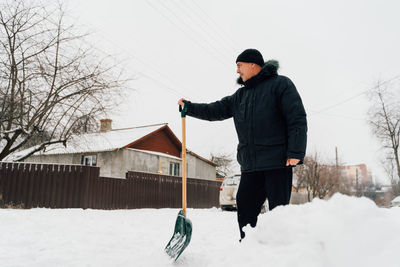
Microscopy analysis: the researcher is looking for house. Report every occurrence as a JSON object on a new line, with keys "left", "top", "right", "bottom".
{"left": 339, "top": 164, "right": 373, "bottom": 187}
{"left": 21, "top": 120, "right": 217, "bottom": 180}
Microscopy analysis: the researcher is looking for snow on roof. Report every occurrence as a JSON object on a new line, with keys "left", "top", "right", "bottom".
{"left": 19, "top": 124, "right": 168, "bottom": 156}
{"left": 9, "top": 123, "right": 216, "bottom": 167}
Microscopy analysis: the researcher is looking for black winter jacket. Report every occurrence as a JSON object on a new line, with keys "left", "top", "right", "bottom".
{"left": 185, "top": 60, "right": 307, "bottom": 172}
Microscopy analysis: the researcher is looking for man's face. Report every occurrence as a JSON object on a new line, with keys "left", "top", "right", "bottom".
{"left": 236, "top": 62, "right": 257, "bottom": 82}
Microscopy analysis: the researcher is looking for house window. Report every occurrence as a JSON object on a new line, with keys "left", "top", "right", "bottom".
{"left": 169, "top": 162, "right": 180, "bottom": 176}
{"left": 81, "top": 155, "right": 97, "bottom": 166}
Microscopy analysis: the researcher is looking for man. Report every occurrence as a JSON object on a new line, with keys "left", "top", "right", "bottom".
{"left": 178, "top": 49, "right": 307, "bottom": 240}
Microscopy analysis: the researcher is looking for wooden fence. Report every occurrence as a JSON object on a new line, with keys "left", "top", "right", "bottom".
{"left": 0, "top": 162, "right": 221, "bottom": 209}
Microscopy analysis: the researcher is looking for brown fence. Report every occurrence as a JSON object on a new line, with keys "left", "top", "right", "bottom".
{"left": 0, "top": 162, "right": 221, "bottom": 209}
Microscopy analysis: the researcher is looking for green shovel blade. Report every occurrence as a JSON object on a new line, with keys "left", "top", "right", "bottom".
{"left": 165, "top": 210, "right": 192, "bottom": 261}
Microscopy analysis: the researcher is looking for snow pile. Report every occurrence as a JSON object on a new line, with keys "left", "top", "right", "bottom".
{"left": 238, "top": 194, "right": 400, "bottom": 267}
{"left": 0, "top": 194, "right": 399, "bottom": 267}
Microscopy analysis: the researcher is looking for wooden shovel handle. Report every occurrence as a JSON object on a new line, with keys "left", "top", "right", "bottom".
{"left": 182, "top": 116, "right": 187, "bottom": 215}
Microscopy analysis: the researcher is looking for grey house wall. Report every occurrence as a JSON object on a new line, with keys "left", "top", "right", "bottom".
{"left": 25, "top": 153, "right": 78, "bottom": 165}
{"left": 187, "top": 153, "right": 216, "bottom": 181}
{"left": 116, "top": 149, "right": 160, "bottom": 178}
{"left": 24, "top": 149, "right": 216, "bottom": 180}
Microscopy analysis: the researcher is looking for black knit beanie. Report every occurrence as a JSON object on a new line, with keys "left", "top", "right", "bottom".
{"left": 236, "top": 49, "right": 264, "bottom": 67}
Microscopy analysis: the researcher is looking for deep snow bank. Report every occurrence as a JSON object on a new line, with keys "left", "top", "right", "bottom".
{"left": 0, "top": 194, "right": 399, "bottom": 267}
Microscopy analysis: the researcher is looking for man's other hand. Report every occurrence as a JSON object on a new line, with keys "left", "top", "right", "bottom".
{"left": 286, "top": 158, "right": 300, "bottom": 166}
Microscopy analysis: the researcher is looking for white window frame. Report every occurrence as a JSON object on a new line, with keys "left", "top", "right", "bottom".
{"left": 169, "top": 162, "right": 180, "bottom": 176}
{"left": 81, "top": 154, "right": 97, "bottom": 166}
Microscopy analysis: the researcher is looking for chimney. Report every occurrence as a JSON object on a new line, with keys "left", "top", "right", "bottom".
{"left": 100, "top": 119, "right": 112, "bottom": 132}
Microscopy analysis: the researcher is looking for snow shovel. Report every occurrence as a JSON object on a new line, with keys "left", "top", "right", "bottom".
{"left": 164, "top": 104, "right": 192, "bottom": 261}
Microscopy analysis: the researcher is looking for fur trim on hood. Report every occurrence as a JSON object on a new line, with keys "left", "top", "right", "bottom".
{"left": 237, "top": 60, "right": 279, "bottom": 85}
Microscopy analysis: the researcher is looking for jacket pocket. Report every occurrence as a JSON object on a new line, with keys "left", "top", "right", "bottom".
{"left": 236, "top": 143, "right": 247, "bottom": 167}
{"left": 255, "top": 143, "right": 286, "bottom": 168}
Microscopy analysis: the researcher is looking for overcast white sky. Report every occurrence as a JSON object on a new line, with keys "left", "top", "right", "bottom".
{"left": 66, "top": 0, "right": 400, "bottom": 184}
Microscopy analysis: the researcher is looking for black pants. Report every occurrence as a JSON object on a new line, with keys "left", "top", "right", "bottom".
{"left": 236, "top": 167, "right": 293, "bottom": 239}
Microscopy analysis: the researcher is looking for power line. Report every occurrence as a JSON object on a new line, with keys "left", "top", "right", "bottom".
{"left": 310, "top": 112, "right": 365, "bottom": 121}
{"left": 156, "top": 0, "right": 232, "bottom": 62}
{"left": 145, "top": 0, "right": 230, "bottom": 66}
{"left": 138, "top": 71, "right": 196, "bottom": 100}
{"left": 309, "top": 74, "right": 400, "bottom": 116}
{"left": 191, "top": 0, "right": 242, "bottom": 49}
{"left": 177, "top": 0, "right": 238, "bottom": 54}
{"left": 81, "top": 31, "right": 197, "bottom": 100}
{"left": 169, "top": 0, "right": 235, "bottom": 59}
{"left": 309, "top": 91, "right": 367, "bottom": 116}
{"left": 66, "top": 10, "right": 207, "bottom": 102}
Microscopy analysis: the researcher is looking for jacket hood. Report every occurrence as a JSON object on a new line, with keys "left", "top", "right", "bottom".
{"left": 236, "top": 60, "right": 279, "bottom": 86}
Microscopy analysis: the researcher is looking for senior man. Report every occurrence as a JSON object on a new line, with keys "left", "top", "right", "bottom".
{"left": 178, "top": 48, "right": 307, "bottom": 240}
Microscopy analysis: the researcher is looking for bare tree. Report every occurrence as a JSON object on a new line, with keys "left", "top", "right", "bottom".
{"left": 0, "top": 1, "right": 127, "bottom": 161}
{"left": 294, "top": 153, "right": 343, "bottom": 201}
{"left": 210, "top": 152, "right": 234, "bottom": 178}
{"left": 367, "top": 79, "right": 400, "bottom": 194}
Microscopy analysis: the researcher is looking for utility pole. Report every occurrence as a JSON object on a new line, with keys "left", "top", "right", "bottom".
{"left": 335, "top": 147, "right": 342, "bottom": 193}
{"left": 356, "top": 168, "right": 360, "bottom": 197}
{"left": 335, "top": 147, "right": 339, "bottom": 168}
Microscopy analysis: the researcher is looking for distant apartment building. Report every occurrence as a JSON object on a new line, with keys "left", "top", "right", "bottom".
{"left": 339, "top": 164, "right": 373, "bottom": 194}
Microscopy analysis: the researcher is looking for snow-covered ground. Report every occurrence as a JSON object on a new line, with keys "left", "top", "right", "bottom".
{"left": 1, "top": 194, "right": 399, "bottom": 267}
